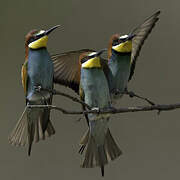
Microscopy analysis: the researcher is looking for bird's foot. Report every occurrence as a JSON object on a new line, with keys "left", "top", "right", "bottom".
{"left": 34, "top": 85, "right": 42, "bottom": 92}
{"left": 91, "top": 107, "right": 100, "bottom": 113}
{"left": 111, "top": 89, "right": 124, "bottom": 96}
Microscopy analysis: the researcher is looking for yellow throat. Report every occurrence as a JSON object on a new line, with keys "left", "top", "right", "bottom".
{"left": 112, "top": 40, "right": 132, "bottom": 53}
{"left": 82, "top": 56, "right": 101, "bottom": 68}
{"left": 28, "top": 35, "right": 48, "bottom": 49}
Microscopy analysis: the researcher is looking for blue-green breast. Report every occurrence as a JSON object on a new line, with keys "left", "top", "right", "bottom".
{"left": 27, "top": 48, "right": 53, "bottom": 99}
{"left": 81, "top": 67, "right": 110, "bottom": 145}
{"left": 108, "top": 50, "right": 131, "bottom": 93}
{"left": 81, "top": 68, "right": 111, "bottom": 109}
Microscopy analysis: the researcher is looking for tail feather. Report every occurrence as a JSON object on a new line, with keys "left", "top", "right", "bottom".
{"left": 81, "top": 128, "right": 122, "bottom": 175}
{"left": 34, "top": 118, "right": 40, "bottom": 142}
{"left": 79, "top": 129, "right": 89, "bottom": 154}
{"left": 45, "top": 120, "right": 55, "bottom": 137}
{"left": 104, "top": 129, "right": 122, "bottom": 161}
{"left": 98, "top": 146, "right": 107, "bottom": 176}
{"left": 79, "top": 129, "right": 90, "bottom": 145}
{"left": 28, "top": 140, "right": 33, "bottom": 156}
{"left": 101, "top": 166, "right": 104, "bottom": 177}
{"left": 82, "top": 135, "right": 98, "bottom": 168}
{"left": 8, "top": 107, "right": 55, "bottom": 154}
{"left": 9, "top": 107, "right": 28, "bottom": 146}
{"left": 28, "top": 121, "right": 34, "bottom": 156}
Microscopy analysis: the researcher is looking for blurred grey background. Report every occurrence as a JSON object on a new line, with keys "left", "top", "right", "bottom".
{"left": 0, "top": 0, "right": 180, "bottom": 179}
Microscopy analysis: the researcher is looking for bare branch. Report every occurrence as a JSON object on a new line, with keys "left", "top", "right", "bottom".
{"left": 42, "top": 88, "right": 91, "bottom": 110}
{"left": 27, "top": 103, "right": 180, "bottom": 116}
{"left": 124, "top": 90, "right": 155, "bottom": 105}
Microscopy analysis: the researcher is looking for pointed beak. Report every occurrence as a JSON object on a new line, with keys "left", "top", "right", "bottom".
{"left": 45, "top": 25, "right": 61, "bottom": 35}
{"left": 96, "top": 48, "right": 107, "bottom": 56}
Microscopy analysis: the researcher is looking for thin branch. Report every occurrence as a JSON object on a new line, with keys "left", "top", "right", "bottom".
{"left": 27, "top": 103, "right": 180, "bottom": 115}
{"left": 124, "top": 90, "right": 155, "bottom": 105}
{"left": 42, "top": 88, "right": 91, "bottom": 110}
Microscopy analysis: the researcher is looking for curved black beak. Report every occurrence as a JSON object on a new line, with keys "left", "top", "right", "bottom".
{"left": 45, "top": 25, "right": 61, "bottom": 35}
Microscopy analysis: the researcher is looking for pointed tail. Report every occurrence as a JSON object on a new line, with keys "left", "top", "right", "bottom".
{"left": 81, "top": 128, "right": 122, "bottom": 176}
{"left": 8, "top": 106, "right": 55, "bottom": 155}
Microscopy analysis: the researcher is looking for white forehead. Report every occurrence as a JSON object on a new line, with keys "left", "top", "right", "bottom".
{"left": 88, "top": 52, "right": 97, "bottom": 56}
{"left": 36, "top": 30, "right": 45, "bottom": 35}
{"left": 119, "top": 34, "right": 128, "bottom": 39}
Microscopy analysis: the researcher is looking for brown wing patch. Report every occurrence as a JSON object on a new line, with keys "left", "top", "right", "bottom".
{"left": 51, "top": 49, "right": 95, "bottom": 94}
{"left": 129, "top": 11, "right": 161, "bottom": 81}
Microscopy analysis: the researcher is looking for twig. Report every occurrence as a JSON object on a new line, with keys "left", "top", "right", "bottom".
{"left": 27, "top": 103, "right": 180, "bottom": 115}
{"left": 42, "top": 88, "right": 91, "bottom": 110}
{"left": 124, "top": 90, "right": 155, "bottom": 105}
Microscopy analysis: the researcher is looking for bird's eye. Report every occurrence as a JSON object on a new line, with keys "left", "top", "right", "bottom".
{"left": 27, "top": 33, "right": 45, "bottom": 45}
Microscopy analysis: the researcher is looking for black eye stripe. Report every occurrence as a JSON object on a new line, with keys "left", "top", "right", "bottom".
{"left": 28, "top": 37, "right": 34, "bottom": 44}
{"left": 112, "top": 38, "right": 128, "bottom": 46}
{"left": 81, "top": 54, "right": 97, "bottom": 64}
{"left": 36, "top": 33, "right": 45, "bottom": 39}
{"left": 89, "top": 54, "right": 96, "bottom": 59}
{"left": 81, "top": 57, "right": 89, "bottom": 64}
{"left": 120, "top": 38, "right": 127, "bottom": 42}
{"left": 27, "top": 33, "right": 45, "bottom": 45}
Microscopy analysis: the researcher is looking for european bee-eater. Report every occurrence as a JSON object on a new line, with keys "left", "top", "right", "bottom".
{"left": 9, "top": 25, "right": 60, "bottom": 156}
{"left": 52, "top": 50, "right": 121, "bottom": 176}
{"left": 79, "top": 50, "right": 121, "bottom": 176}
{"left": 108, "top": 11, "right": 160, "bottom": 101}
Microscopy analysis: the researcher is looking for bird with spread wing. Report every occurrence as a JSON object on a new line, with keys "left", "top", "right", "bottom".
{"left": 51, "top": 11, "right": 161, "bottom": 157}
{"left": 52, "top": 11, "right": 160, "bottom": 101}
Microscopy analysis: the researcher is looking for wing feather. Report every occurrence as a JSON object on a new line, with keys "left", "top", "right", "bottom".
{"left": 129, "top": 11, "right": 161, "bottom": 81}
{"left": 51, "top": 49, "right": 95, "bottom": 93}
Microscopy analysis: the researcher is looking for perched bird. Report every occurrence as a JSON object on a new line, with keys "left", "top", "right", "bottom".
{"left": 79, "top": 50, "right": 121, "bottom": 176}
{"left": 9, "top": 25, "right": 60, "bottom": 155}
{"left": 108, "top": 11, "right": 161, "bottom": 102}
{"left": 52, "top": 50, "right": 121, "bottom": 176}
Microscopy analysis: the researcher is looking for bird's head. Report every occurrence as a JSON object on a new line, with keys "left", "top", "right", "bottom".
{"left": 108, "top": 34, "right": 135, "bottom": 59}
{"left": 80, "top": 49, "right": 106, "bottom": 69}
{"left": 25, "top": 25, "right": 61, "bottom": 49}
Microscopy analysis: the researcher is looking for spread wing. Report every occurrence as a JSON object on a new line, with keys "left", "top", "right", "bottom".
{"left": 129, "top": 10, "right": 161, "bottom": 81}
{"left": 51, "top": 49, "right": 95, "bottom": 94}
{"left": 21, "top": 60, "right": 28, "bottom": 96}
